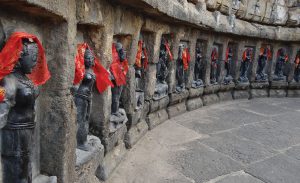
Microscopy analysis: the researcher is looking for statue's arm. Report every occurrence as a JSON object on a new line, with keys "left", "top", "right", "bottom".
{"left": 0, "top": 76, "right": 16, "bottom": 128}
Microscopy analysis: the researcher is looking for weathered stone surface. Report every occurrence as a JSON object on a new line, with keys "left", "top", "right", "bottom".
{"left": 124, "top": 120, "right": 148, "bottom": 149}
{"left": 269, "top": 89, "right": 287, "bottom": 98}
{"left": 96, "top": 143, "right": 127, "bottom": 181}
{"left": 149, "top": 96, "right": 170, "bottom": 113}
{"left": 188, "top": 87, "right": 204, "bottom": 98}
{"left": 204, "top": 85, "right": 220, "bottom": 94}
{"left": 167, "top": 102, "right": 187, "bottom": 118}
{"left": 287, "top": 89, "right": 300, "bottom": 97}
{"left": 186, "top": 97, "right": 203, "bottom": 111}
{"left": 207, "top": 171, "right": 264, "bottom": 183}
{"left": 233, "top": 90, "right": 250, "bottom": 100}
{"left": 127, "top": 101, "right": 149, "bottom": 127}
{"left": 250, "top": 89, "right": 269, "bottom": 99}
{"left": 288, "top": 81, "right": 300, "bottom": 89}
{"left": 218, "top": 91, "right": 233, "bottom": 101}
{"left": 219, "top": 83, "right": 235, "bottom": 91}
{"left": 202, "top": 94, "right": 220, "bottom": 106}
{"left": 75, "top": 136, "right": 104, "bottom": 183}
{"left": 146, "top": 109, "right": 169, "bottom": 130}
{"left": 235, "top": 82, "right": 250, "bottom": 90}
{"left": 33, "top": 175, "right": 57, "bottom": 183}
{"left": 250, "top": 82, "right": 269, "bottom": 89}
{"left": 169, "top": 90, "right": 189, "bottom": 105}
{"left": 270, "top": 80, "right": 288, "bottom": 89}
{"left": 105, "top": 125, "right": 127, "bottom": 154}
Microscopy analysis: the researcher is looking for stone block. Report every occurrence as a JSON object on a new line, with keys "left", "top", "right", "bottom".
{"left": 33, "top": 175, "right": 57, "bottom": 183}
{"left": 288, "top": 82, "right": 300, "bottom": 89}
{"left": 169, "top": 90, "right": 189, "bottom": 105}
{"left": 219, "top": 82, "right": 235, "bottom": 92}
{"left": 105, "top": 125, "right": 127, "bottom": 154}
{"left": 250, "top": 89, "right": 269, "bottom": 99}
{"left": 167, "top": 102, "right": 187, "bottom": 118}
{"left": 287, "top": 90, "right": 300, "bottom": 97}
{"left": 124, "top": 120, "right": 148, "bottom": 149}
{"left": 233, "top": 90, "right": 250, "bottom": 100}
{"left": 186, "top": 97, "right": 203, "bottom": 111}
{"left": 146, "top": 109, "right": 169, "bottom": 130}
{"left": 269, "top": 89, "right": 287, "bottom": 98}
{"left": 96, "top": 143, "right": 127, "bottom": 181}
{"left": 188, "top": 87, "right": 204, "bottom": 98}
{"left": 203, "top": 84, "right": 220, "bottom": 95}
{"left": 75, "top": 136, "right": 104, "bottom": 183}
{"left": 218, "top": 91, "right": 233, "bottom": 101}
{"left": 251, "top": 82, "right": 269, "bottom": 89}
{"left": 149, "top": 96, "right": 170, "bottom": 113}
{"left": 270, "top": 80, "right": 288, "bottom": 89}
{"left": 127, "top": 101, "right": 149, "bottom": 127}
{"left": 202, "top": 94, "right": 220, "bottom": 106}
{"left": 235, "top": 82, "right": 250, "bottom": 90}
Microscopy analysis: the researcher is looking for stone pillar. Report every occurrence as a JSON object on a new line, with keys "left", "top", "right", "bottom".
{"left": 269, "top": 43, "right": 280, "bottom": 81}
{"left": 204, "top": 36, "right": 214, "bottom": 86}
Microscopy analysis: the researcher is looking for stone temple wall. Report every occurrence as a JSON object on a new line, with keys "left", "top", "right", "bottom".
{"left": 0, "top": 0, "right": 299, "bottom": 183}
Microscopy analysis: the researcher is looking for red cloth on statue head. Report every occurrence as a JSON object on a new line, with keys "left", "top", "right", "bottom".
{"left": 165, "top": 41, "right": 173, "bottom": 61}
{"left": 74, "top": 43, "right": 113, "bottom": 93}
{"left": 135, "top": 40, "right": 149, "bottom": 70}
{"left": 242, "top": 48, "right": 253, "bottom": 62}
{"left": 182, "top": 48, "right": 190, "bottom": 71}
{"left": 0, "top": 32, "right": 50, "bottom": 86}
{"left": 110, "top": 43, "right": 129, "bottom": 86}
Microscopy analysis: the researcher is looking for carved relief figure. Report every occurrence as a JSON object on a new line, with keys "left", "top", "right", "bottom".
{"left": 176, "top": 44, "right": 190, "bottom": 93}
{"left": 110, "top": 42, "right": 129, "bottom": 131}
{"left": 293, "top": 50, "right": 300, "bottom": 82}
{"left": 192, "top": 46, "right": 204, "bottom": 88}
{"left": 223, "top": 47, "right": 234, "bottom": 84}
{"left": 256, "top": 47, "right": 271, "bottom": 82}
{"left": 153, "top": 38, "right": 173, "bottom": 100}
{"left": 210, "top": 47, "right": 218, "bottom": 84}
{"left": 73, "top": 43, "right": 112, "bottom": 150}
{"left": 274, "top": 48, "right": 288, "bottom": 81}
{"left": 0, "top": 32, "right": 51, "bottom": 183}
{"left": 134, "top": 40, "right": 148, "bottom": 110}
{"left": 239, "top": 48, "right": 253, "bottom": 83}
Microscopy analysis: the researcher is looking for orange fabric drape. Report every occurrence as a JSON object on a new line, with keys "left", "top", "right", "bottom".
{"left": 165, "top": 42, "right": 173, "bottom": 61}
{"left": 74, "top": 43, "right": 113, "bottom": 93}
{"left": 0, "top": 32, "right": 50, "bottom": 86}
{"left": 110, "top": 43, "right": 129, "bottom": 86}
{"left": 135, "top": 40, "right": 149, "bottom": 69}
{"left": 182, "top": 48, "right": 190, "bottom": 70}
{"left": 260, "top": 47, "right": 272, "bottom": 60}
{"left": 242, "top": 48, "right": 253, "bottom": 62}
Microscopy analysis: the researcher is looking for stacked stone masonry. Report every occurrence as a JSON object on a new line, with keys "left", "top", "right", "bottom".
{"left": 0, "top": 0, "right": 299, "bottom": 183}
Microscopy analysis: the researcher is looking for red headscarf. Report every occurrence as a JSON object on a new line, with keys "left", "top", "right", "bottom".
{"left": 277, "top": 48, "right": 288, "bottom": 62}
{"left": 135, "top": 40, "right": 149, "bottom": 69}
{"left": 74, "top": 43, "right": 113, "bottom": 93}
{"left": 259, "top": 47, "right": 272, "bottom": 60}
{"left": 0, "top": 32, "right": 50, "bottom": 86}
{"left": 242, "top": 48, "right": 253, "bottom": 62}
{"left": 182, "top": 48, "right": 190, "bottom": 70}
{"left": 110, "top": 43, "right": 129, "bottom": 86}
{"left": 211, "top": 48, "right": 218, "bottom": 68}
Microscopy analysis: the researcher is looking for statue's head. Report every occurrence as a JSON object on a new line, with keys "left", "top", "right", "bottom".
{"left": 279, "top": 48, "right": 286, "bottom": 57}
{"left": 245, "top": 48, "right": 252, "bottom": 60}
{"left": 84, "top": 48, "right": 95, "bottom": 68}
{"left": 115, "top": 42, "right": 126, "bottom": 62}
{"left": 18, "top": 38, "right": 38, "bottom": 74}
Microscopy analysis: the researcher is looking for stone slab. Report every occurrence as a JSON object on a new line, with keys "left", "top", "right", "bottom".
{"left": 246, "top": 154, "right": 300, "bottom": 183}
{"left": 105, "top": 125, "right": 127, "bottom": 154}
{"left": 287, "top": 89, "right": 300, "bottom": 97}
{"left": 127, "top": 101, "right": 149, "bottom": 127}
{"left": 186, "top": 97, "right": 203, "bottom": 111}
{"left": 188, "top": 87, "right": 204, "bottom": 98}
{"left": 124, "top": 120, "right": 148, "bottom": 149}
{"left": 285, "top": 145, "right": 300, "bottom": 161}
{"left": 207, "top": 171, "right": 265, "bottom": 183}
{"left": 202, "top": 94, "right": 220, "bottom": 106}
{"left": 146, "top": 109, "right": 169, "bottom": 130}
{"left": 288, "top": 82, "right": 300, "bottom": 89}
{"left": 96, "top": 143, "right": 127, "bottom": 181}
{"left": 219, "top": 83, "right": 235, "bottom": 92}
{"left": 250, "top": 81, "right": 269, "bottom": 89}
{"left": 218, "top": 91, "right": 233, "bottom": 101}
{"left": 235, "top": 82, "right": 250, "bottom": 90}
{"left": 169, "top": 90, "right": 189, "bottom": 105}
{"left": 167, "top": 102, "right": 187, "bottom": 118}
{"left": 33, "top": 175, "right": 57, "bottom": 183}
{"left": 149, "top": 96, "right": 169, "bottom": 113}
{"left": 232, "top": 90, "right": 250, "bottom": 100}
{"left": 270, "top": 80, "right": 288, "bottom": 89}
{"left": 75, "top": 135, "right": 104, "bottom": 183}
{"left": 250, "top": 89, "right": 269, "bottom": 99}
{"left": 269, "top": 89, "right": 287, "bottom": 98}
{"left": 203, "top": 84, "right": 220, "bottom": 95}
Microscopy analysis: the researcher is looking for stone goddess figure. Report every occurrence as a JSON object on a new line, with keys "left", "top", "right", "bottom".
{"left": 210, "top": 47, "right": 218, "bottom": 84}
{"left": 294, "top": 50, "right": 300, "bottom": 82}
{"left": 0, "top": 32, "right": 51, "bottom": 183}
{"left": 176, "top": 44, "right": 190, "bottom": 93}
{"left": 223, "top": 47, "right": 233, "bottom": 84}
{"left": 73, "top": 43, "right": 112, "bottom": 150}
{"left": 192, "top": 46, "right": 204, "bottom": 88}
{"left": 274, "top": 48, "right": 288, "bottom": 81}
{"left": 239, "top": 48, "right": 253, "bottom": 83}
{"left": 256, "top": 47, "right": 271, "bottom": 82}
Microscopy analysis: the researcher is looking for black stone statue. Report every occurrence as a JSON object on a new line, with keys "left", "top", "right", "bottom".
{"left": 0, "top": 39, "right": 39, "bottom": 183}
{"left": 154, "top": 39, "right": 169, "bottom": 100}
{"left": 223, "top": 47, "right": 233, "bottom": 84}
{"left": 294, "top": 50, "right": 300, "bottom": 82}
{"left": 176, "top": 44, "right": 186, "bottom": 93}
{"left": 192, "top": 46, "right": 204, "bottom": 88}
{"left": 239, "top": 48, "right": 252, "bottom": 83}
{"left": 273, "top": 48, "right": 287, "bottom": 81}
{"left": 210, "top": 47, "right": 218, "bottom": 85}
{"left": 73, "top": 48, "right": 95, "bottom": 151}
{"left": 256, "top": 48, "right": 269, "bottom": 82}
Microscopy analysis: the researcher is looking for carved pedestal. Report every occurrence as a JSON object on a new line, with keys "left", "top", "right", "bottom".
{"left": 250, "top": 81, "right": 269, "bottom": 98}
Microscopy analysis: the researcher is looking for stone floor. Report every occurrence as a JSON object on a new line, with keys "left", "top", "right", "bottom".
{"left": 106, "top": 98, "right": 300, "bottom": 183}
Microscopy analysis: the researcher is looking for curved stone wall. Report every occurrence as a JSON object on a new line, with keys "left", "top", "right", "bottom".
{"left": 0, "top": 0, "right": 299, "bottom": 183}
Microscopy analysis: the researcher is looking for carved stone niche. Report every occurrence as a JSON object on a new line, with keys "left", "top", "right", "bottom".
{"left": 192, "top": 39, "right": 206, "bottom": 89}
{"left": 210, "top": 43, "right": 222, "bottom": 85}
{"left": 176, "top": 40, "right": 190, "bottom": 93}
{"left": 223, "top": 42, "right": 237, "bottom": 86}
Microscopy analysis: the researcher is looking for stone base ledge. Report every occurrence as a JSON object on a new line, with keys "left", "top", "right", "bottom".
{"left": 269, "top": 89, "right": 287, "bottom": 98}
{"left": 186, "top": 97, "right": 203, "bottom": 111}
{"left": 169, "top": 90, "right": 189, "bottom": 105}
{"left": 250, "top": 89, "right": 269, "bottom": 99}
{"left": 188, "top": 87, "right": 204, "bottom": 98}
{"left": 218, "top": 91, "right": 233, "bottom": 101}
{"left": 105, "top": 125, "right": 127, "bottom": 154}
{"left": 235, "top": 82, "right": 250, "bottom": 90}
{"left": 288, "top": 82, "right": 300, "bottom": 89}
{"left": 287, "top": 89, "right": 300, "bottom": 97}
{"left": 204, "top": 84, "right": 220, "bottom": 95}
{"left": 219, "top": 82, "right": 235, "bottom": 91}
{"left": 250, "top": 81, "right": 269, "bottom": 89}
{"left": 270, "top": 81, "right": 288, "bottom": 89}
{"left": 149, "top": 96, "right": 169, "bottom": 113}
{"left": 167, "top": 102, "right": 187, "bottom": 118}
{"left": 124, "top": 120, "right": 148, "bottom": 149}
{"left": 202, "top": 94, "right": 220, "bottom": 106}
{"left": 233, "top": 90, "right": 250, "bottom": 100}
{"left": 146, "top": 109, "right": 169, "bottom": 130}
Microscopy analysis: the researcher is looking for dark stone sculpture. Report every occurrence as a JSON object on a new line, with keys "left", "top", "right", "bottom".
{"left": 273, "top": 48, "right": 288, "bottom": 81}
{"left": 192, "top": 46, "right": 204, "bottom": 88}
{"left": 223, "top": 47, "right": 233, "bottom": 84}
{"left": 210, "top": 47, "right": 218, "bottom": 85}
{"left": 176, "top": 44, "right": 190, "bottom": 93}
{"left": 256, "top": 47, "right": 270, "bottom": 82}
{"left": 0, "top": 34, "right": 50, "bottom": 183}
{"left": 238, "top": 48, "right": 252, "bottom": 83}
{"left": 73, "top": 48, "right": 95, "bottom": 151}
{"left": 293, "top": 50, "right": 300, "bottom": 82}
{"left": 153, "top": 39, "right": 170, "bottom": 100}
